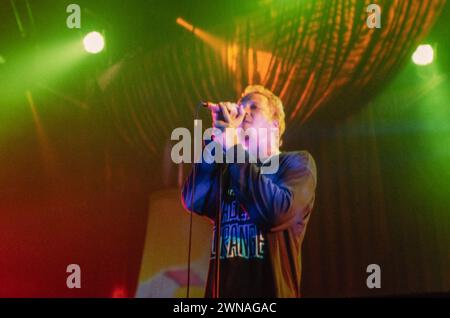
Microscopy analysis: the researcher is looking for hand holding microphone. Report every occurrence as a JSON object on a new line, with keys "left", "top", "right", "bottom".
{"left": 202, "top": 101, "right": 246, "bottom": 150}
{"left": 202, "top": 101, "right": 245, "bottom": 130}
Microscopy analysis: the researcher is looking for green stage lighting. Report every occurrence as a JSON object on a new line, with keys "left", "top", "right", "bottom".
{"left": 83, "top": 32, "right": 105, "bottom": 54}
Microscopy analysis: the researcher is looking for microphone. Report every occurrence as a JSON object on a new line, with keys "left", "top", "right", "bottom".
{"left": 201, "top": 101, "right": 241, "bottom": 120}
{"left": 201, "top": 101, "right": 219, "bottom": 108}
{"left": 201, "top": 101, "right": 240, "bottom": 112}
{"left": 201, "top": 102, "right": 222, "bottom": 118}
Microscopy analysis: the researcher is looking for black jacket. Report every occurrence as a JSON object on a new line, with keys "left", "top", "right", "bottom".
{"left": 181, "top": 144, "right": 317, "bottom": 297}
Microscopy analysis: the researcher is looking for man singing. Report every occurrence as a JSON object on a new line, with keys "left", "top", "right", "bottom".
{"left": 181, "top": 85, "right": 317, "bottom": 297}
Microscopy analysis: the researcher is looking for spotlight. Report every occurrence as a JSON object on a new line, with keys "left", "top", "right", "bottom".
{"left": 83, "top": 31, "right": 105, "bottom": 54}
{"left": 176, "top": 17, "right": 194, "bottom": 32}
{"left": 412, "top": 44, "right": 434, "bottom": 66}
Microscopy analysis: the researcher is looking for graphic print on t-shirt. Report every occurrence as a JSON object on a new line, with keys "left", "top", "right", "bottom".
{"left": 210, "top": 188, "right": 266, "bottom": 260}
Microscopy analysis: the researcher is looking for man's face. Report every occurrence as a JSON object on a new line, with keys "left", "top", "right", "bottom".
{"left": 239, "top": 93, "right": 276, "bottom": 131}
{"left": 238, "top": 93, "right": 279, "bottom": 154}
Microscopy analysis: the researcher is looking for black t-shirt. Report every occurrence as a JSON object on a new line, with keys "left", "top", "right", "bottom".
{"left": 182, "top": 144, "right": 317, "bottom": 298}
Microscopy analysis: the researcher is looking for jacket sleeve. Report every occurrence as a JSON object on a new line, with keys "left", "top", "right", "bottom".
{"left": 181, "top": 160, "right": 220, "bottom": 222}
{"left": 227, "top": 145, "right": 317, "bottom": 230}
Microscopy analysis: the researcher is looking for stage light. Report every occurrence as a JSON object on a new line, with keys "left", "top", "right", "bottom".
{"left": 176, "top": 17, "right": 194, "bottom": 32}
{"left": 175, "top": 17, "right": 224, "bottom": 49}
{"left": 83, "top": 31, "right": 105, "bottom": 54}
{"left": 412, "top": 44, "right": 434, "bottom": 66}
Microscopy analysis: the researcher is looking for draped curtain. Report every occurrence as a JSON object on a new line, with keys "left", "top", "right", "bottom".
{"left": 102, "top": 0, "right": 445, "bottom": 156}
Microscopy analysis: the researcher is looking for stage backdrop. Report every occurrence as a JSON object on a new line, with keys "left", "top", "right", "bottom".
{"left": 135, "top": 189, "right": 212, "bottom": 298}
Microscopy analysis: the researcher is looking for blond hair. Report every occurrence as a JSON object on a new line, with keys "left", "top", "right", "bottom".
{"left": 240, "top": 85, "right": 286, "bottom": 140}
